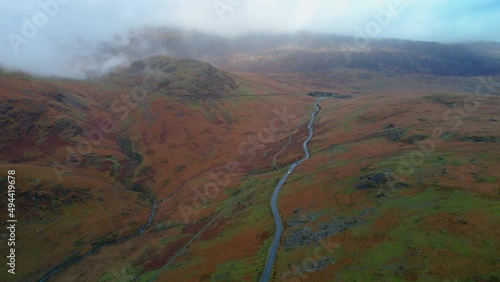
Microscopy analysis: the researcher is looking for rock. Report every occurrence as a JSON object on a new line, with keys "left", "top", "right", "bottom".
{"left": 469, "top": 158, "right": 480, "bottom": 165}
{"left": 382, "top": 123, "right": 396, "bottom": 129}
{"left": 459, "top": 135, "right": 498, "bottom": 143}
{"left": 376, "top": 189, "right": 387, "bottom": 198}
{"left": 355, "top": 169, "right": 394, "bottom": 190}
{"left": 307, "top": 91, "right": 351, "bottom": 99}
{"left": 284, "top": 217, "right": 362, "bottom": 250}
{"left": 383, "top": 128, "right": 407, "bottom": 142}
{"left": 393, "top": 182, "right": 411, "bottom": 189}
{"left": 441, "top": 168, "right": 448, "bottom": 176}
{"left": 404, "top": 134, "right": 429, "bottom": 144}
{"left": 359, "top": 207, "right": 377, "bottom": 216}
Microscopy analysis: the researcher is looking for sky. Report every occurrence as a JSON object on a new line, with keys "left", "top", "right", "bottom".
{"left": 1, "top": 0, "right": 499, "bottom": 77}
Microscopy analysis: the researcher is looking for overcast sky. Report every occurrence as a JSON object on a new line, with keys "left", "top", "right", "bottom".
{"left": 1, "top": 0, "right": 499, "bottom": 77}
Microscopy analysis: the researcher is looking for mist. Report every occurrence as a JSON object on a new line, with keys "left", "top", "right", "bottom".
{"left": 1, "top": 0, "right": 499, "bottom": 78}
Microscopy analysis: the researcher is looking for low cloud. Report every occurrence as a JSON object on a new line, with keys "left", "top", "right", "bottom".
{"left": 0, "top": 0, "right": 499, "bottom": 77}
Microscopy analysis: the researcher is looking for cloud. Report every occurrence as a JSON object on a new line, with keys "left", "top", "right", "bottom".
{"left": 0, "top": 0, "right": 499, "bottom": 77}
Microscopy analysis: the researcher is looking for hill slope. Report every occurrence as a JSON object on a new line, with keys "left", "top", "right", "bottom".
{"left": 0, "top": 55, "right": 498, "bottom": 282}
{"left": 107, "top": 55, "right": 237, "bottom": 97}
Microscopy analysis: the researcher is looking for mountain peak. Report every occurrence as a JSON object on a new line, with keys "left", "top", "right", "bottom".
{"left": 111, "top": 55, "right": 236, "bottom": 97}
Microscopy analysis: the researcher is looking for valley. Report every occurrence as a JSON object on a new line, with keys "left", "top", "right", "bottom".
{"left": 0, "top": 47, "right": 499, "bottom": 282}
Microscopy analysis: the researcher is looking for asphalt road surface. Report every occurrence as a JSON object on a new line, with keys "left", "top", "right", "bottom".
{"left": 259, "top": 98, "right": 323, "bottom": 282}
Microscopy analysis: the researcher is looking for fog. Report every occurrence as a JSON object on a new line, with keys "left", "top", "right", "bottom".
{"left": 1, "top": 0, "right": 499, "bottom": 77}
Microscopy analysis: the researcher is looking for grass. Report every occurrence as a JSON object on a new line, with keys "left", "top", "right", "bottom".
{"left": 373, "top": 150, "right": 471, "bottom": 181}
{"left": 211, "top": 258, "right": 256, "bottom": 281}
{"left": 378, "top": 186, "right": 496, "bottom": 215}
{"left": 334, "top": 183, "right": 499, "bottom": 281}
{"left": 475, "top": 175, "right": 497, "bottom": 183}
{"left": 153, "top": 221, "right": 185, "bottom": 233}
{"left": 327, "top": 144, "right": 350, "bottom": 155}
{"left": 229, "top": 174, "right": 279, "bottom": 224}
{"left": 108, "top": 157, "right": 121, "bottom": 178}
{"left": 99, "top": 263, "right": 140, "bottom": 282}
{"left": 140, "top": 172, "right": 278, "bottom": 281}
{"left": 424, "top": 94, "right": 462, "bottom": 108}
{"left": 362, "top": 241, "right": 406, "bottom": 267}
{"left": 162, "top": 179, "right": 170, "bottom": 187}
{"left": 174, "top": 165, "right": 186, "bottom": 172}
{"left": 219, "top": 108, "right": 237, "bottom": 124}
{"left": 234, "top": 83, "right": 252, "bottom": 96}
{"left": 203, "top": 110, "right": 219, "bottom": 124}
{"left": 337, "top": 103, "right": 371, "bottom": 130}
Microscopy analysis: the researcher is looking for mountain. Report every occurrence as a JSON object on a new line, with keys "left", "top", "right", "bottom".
{"left": 107, "top": 56, "right": 237, "bottom": 97}
{"left": 87, "top": 29, "right": 500, "bottom": 76}
{"left": 228, "top": 39, "right": 500, "bottom": 76}
{"left": 1, "top": 40, "right": 499, "bottom": 281}
{"left": 0, "top": 57, "right": 247, "bottom": 280}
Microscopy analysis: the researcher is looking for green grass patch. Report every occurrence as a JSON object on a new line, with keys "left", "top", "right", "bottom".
{"left": 337, "top": 103, "right": 371, "bottom": 128}
{"left": 210, "top": 258, "right": 255, "bottom": 281}
{"left": 475, "top": 176, "right": 497, "bottom": 183}
{"left": 328, "top": 144, "right": 349, "bottom": 155}
{"left": 99, "top": 263, "right": 140, "bottom": 282}
{"left": 203, "top": 111, "right": 219, "bottom": 124}
{"left": 174, "top": 165, "right": 186, "bottom": 172}
{"left": 234, "top": 83, "right": 252, "bottom": 96}
{"left": 363, "top": 241, "right": 406, "bottom": 267}
{"left": 380, "top": 186, "right": 497, "bottom": 215}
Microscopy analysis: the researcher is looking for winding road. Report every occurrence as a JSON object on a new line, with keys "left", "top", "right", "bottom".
{"left": 259, "top": 98, "right": 323, "bottom": 282}
{"left": 40, "top": 98, "right": 322, "bottom": 282}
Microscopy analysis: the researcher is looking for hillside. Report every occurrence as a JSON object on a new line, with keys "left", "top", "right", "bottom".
{"left": 107, "top": 56, "right": 237, "bottom": 97}
{"left": 0, "top": 53, "right": 498, "bottom": 282}
{"left": 0, "top": 57, "right": 305, "bottom": 281}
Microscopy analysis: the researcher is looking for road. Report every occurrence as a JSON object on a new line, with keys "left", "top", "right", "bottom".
{"left": 259, "top": 98, "right": 323, "bottom": 282}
